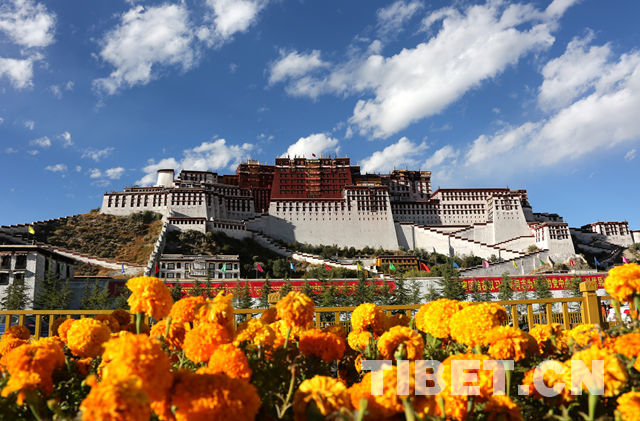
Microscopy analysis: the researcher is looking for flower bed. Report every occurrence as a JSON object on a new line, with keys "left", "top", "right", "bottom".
{"left": 1, "top": 264, "right": 640, "bottom": 420}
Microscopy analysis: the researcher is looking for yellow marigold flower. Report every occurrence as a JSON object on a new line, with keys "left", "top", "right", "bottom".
{"left": 438, "top": 353, "right": 495, "bottom": 399}
{"left": 195, "top": 292, "right": 235, "bottom": 335}
{"left": 347, "top": 330, "right": 376, "bottom": 353}
{"left": 170, "top": 371, "right": 261, "bottom": 421}
{"left": 567, "top": 324, "right": 604, "bottom": 349}
{"left": 349, "top": 364, "right": 411, "bottom": 419}
{"left": 384, "top": 313, "right": 410, "bottom": 330}
{"left": 3, "top": 325, "right": 30, "bottom": 341}
{"left": 571, "top": 345, "right": 627, "bottom": 397}
{"left": 485, "top": 395, "right": 523, "bottom": 421}
{"left": 617, "top": 391, "right": 640, "bottom": 421}
{"left": 269, "top": 319, "right": 307, "bottom": 348}
{"left": 260, "top": 307, "right": 277, "bottom": 324}
{"left": 276, "top": 291, "right": 315, "bottom": 329}
{"left": 323, "top": 323, "right": 346, "bottom": 338}
{"left": 183, "top": 322, "right": 232, "bottom": 363}
{"left": 529, "top": 323, "right": 568, "bottom": 355}
{"left": 299, "top": 329, "right": 346, "bottom": 362}
{"left": 449, "top": 302, "right": 507, "bottom": 348}
{"left": 521, "top": 361, "right": 573, "bottom": 403}
{"left": 67, "top": 318, "right": 111, "bottom": 358}
{"left": 198, "top": 343, "right": 252, "bottom": 381}
{"left": 483, "top": 326, "right": 538, "bottom": 361}
{"left": 170, "top": 295, "right": 205, "bottom": 325}
{"left": 149, "top": 319, "right": 187, "bottom": 351}
{"left": 604, "top": 263, "right": 640, "bottom": 303}
{"left": 434, "top": 390, "right": 469, "bottom": 421}
{"left": 76, "top": 357, "right": 93, "bottom": 377}
{"left": 80, "top": 377, "right": 151, "bottom": 421}
{"left": 1, "top": 370, "right": 47, "bottom": 405}
{"left": 377, "top": 326, "right": 424, "bottom": 360}
{"left": 234, "top": 318, "right": 276, "bottom": 348}
{"left": 57, "top": 318, "right": 76, "bottom": 342}
{"left": 415, "top": 299, "right": 465, "bottom": 339}
{"left": 126, "top": 276, "right": 173, "bottom": 320}
{"left": 293, "top": 376, "right": 349, "bottom": 421}
{"left": 0, "top": 338, "right": 28, "bottom": 362}
{"left": 100, "top": 334, "right": 172, "bottom": 402}
{"left": 614, "top": 332, "right": 640, "bottom": 372}
{"left": 110, "top": 309, "right": 131, "bottom": 327}
{"left": 350, "top": 303, "right": 385, "bottom": 335}
{"left": 94, "top": 314, "right": 120, "bottom": 333}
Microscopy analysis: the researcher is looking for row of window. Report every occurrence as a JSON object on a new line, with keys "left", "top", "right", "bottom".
{"left": 161, "top": 262, "right": 239, "bottom": 270}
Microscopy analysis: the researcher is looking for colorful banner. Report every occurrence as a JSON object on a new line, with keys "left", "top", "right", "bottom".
{"left": 460, "top": 274, "right": 607, "bottom": 293}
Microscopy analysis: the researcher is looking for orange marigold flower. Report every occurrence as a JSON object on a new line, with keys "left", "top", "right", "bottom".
{"left": 57, "top": 318, "right": 76, "bottom": 343}
{"left": 349, "top": 364, "right": 411, "bottom": 419}
{"left": 299, "top": 329, "right": 346, "bottom": 362}
{"left": 415, "top": 299, "right": 465, "bottom": 339}
{"left": 276, "top": 291, "right": 315, "bottom": 329}
{"left": 434, "top": 390, "right": 470, "bottom": 421}
{"left": 571, "top": 345, "right": 627, "bottom": 397}
{"left": 483, "top": 326, "right": 538, "bottom": 361}
{"left": 617, "top": 391, "right": 640, "bottom": 421}
{"left": 170, "top": 295, "right": 205, "bottom": 325}
{"left": 351, "top": 303, "right": 385, "bottom": 335}
{"left": 198, "top": 344, "right": 252, "bottom": 381}
{"left": 614, "top": 332, "right": 640, "bottom": 372}
{"left": 529, "top": 324, "right": 568, "bottom": 355}
{"left": 3, "top": 325, "right": 30, "bottom": 341}
{"left": 76, "top": 357, "right": 93, "bottom": 377}
{"left": 604, "top": 263, "right": 640, "bottom": 303}
{"left": 521, "top": 360, "right": 574, "bottom": 403}
{"left": 485, "top": 395, "right": 523, "bottom": 421}
{"left": 1, "top": 370, "right": 47, "bottom": 405}
{"left": 94, "top": 314, "right": 121, "bottom": 333}
{"left": 567, "top": 324, "right": 604, "bottom": 349}
{"left": 377, "top": 326, "right": 424, "bottom": 360}
{"left": 110, "top": 309, "right": 131, "bottom": 327}
{"left": 183, "top": 322, "right": 232, "bottom": 363}
{"left": 170, "top": 371, "right": 261, "bottom": 421}
{"left": 293, "top": 376, "right": 349, "bottom": 421}
{"left": 194, "top": 292, "right": 235, "bottom": 335}
{"left": 384, "top": 313, "right": 410, "bottom": 330}
{"left": 438, "top": 353, "right": 495, "bottom": 399}
{"left": 149, "top": 319, "right": 187, "bottom": 351}
{"left": 80, "top": 377, "right": 151, "bottom": 421}
{"left": 0, "top": 338, "right": 28, "bottom": 362}
{"left": 67, "top": 318, "right": 112, "bottom": 358}
{"left": 260, "top": 307, "right": 277, "bottom": 324}
{"left": 323, "top": 323, "right": 346, "bottom": 338}
{"left": 127, "top": 276, "right": 173, "bottom": 320}
{"left": 449, "top": 303, "right": 507, "bottom": 348}
{"left": 100, "top": 333, "right": 172, "bottom": 402}
{"left": 347, "top": 330, "right": 376, "bottom": 353}
{"left": 234, "top": 318, "right": 276, "bottom": 348}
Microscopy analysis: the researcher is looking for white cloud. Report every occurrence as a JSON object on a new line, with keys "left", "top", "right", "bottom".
{"left": 270, "top": 1, "right": 575, "bottom": 139}
{"left": 376, "top": 0, "right": 422, "bottom": 36}
{"left": 65, "top": 80, "right": 74, "bottom": 90}
{"left": 105, "top": 167, "right": 125, "bottom": 179}
{"left": 30, "top": 136, "right": 50, "bottom": 148}
{"left": 0, "top": 0, "right": 56, "bottom": 49}
{"left": 26, "top": 150, "right": 38, "bottom": 155}
{"left": 0, "top": 117, "right": 3, "bottom": 124}
{"left": 200, "top": 0, "right": 267, "bottom": 46}
{"left": 58, "top": 131, "right": 72, "bottom": 147}
{"left": 23, "top": 119, "right": 35, "bottom": 130}
{"left": 538, "top": 35, "right": 610, "bottom": 111}
{"left": 625, "top": 149, "right": 636, "bottom": 161}
{"left": 360, "top": 137, "right": 427, "bottom": 173}
{"left": 50, "top": 84, "right": 62, "bottom": 99}
{"left": 93, "top": 4, "right": 195, "bottom": 95}
{"left": 75, "top": 165, "right": 82, "bottom": 172}
{"left": 137, "top": 139, "right": 253, "bottom": 185}
{"left": 281, "top": 133, "right": 339, "bottom": 159}
{"left": 82, "top": 147, "right": 114, "bottom": 162}
{"left": 5, "top": 147, "right": 17, "bottom": 153}
{"left": 268, "top": 50, "right": 327, "bottom": 85}
{"left": 0, "top": 57, "right": 34, "bottom": 89}
{"left": 89, "top": 168, "right": 102, "bottom": 178}
{"left": 425, "top": 145, "right": 458, "bottom": 168}
{"left": 45, "top": 163, "right": 67, "bottom": 173}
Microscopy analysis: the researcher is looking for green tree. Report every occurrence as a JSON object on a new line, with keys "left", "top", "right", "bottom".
{"left": 239, "top": 282, "right": 252, "bottom": 309}
{"left": 272, "top": 259, "right": 289, "bottom": 278}
{"left": 393, "top": 276, "right": 410, "bottom": 305}
{"left": 170, "top": 282, "right": 183, "bottom": 302}
{"left": 1, "top": 279, "right": 30, "bottom": 310}
{"left": 470, "top": 280, "right": 482, "bottom": 302}
{"left": 497, "top": 273, "right": 514, "bottom": 301}
{"left": 81, "top": 281, "right": 112, "bottom": 310}
{"left": 280, "top": 279, "right": 293, "bottom": 297}
{"left": 533, "top": 275, "right": 552, "bottom": 314}
{"left": 352, "top": 275, "right": 372, "bottom": 306}
{"left": 481, "top": 279, "right": 493, "bottom": 302}
{"left": 34, "top": 273, "right": 72, "bottom": 310}
{"left": 409, "top": 280, "right": 422, "bottom": 304}
{"left": 259, "top": 278, "right": 272, "bottom": 308}
{"left": 376, "top": 282, "right": 394, "bottom": 305}
{"left": 438, "top": 268, "right": 466, "bottom": 301}
{"left": 301, "top": 281, "right": 315, "bottom": 302}
{"left": 320, "top": 284, "right": 337, "bottom": 308}
{"left": 424, "top": 284, "right": 441, "bottom": 302}
{"left": 190, "top": 279, "right": 206, "bottom": 298}
{"left": 567, "top": 276, "right": 582, "bottom": 298}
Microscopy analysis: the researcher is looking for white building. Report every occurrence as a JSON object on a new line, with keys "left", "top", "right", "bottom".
{"left": 158, "top": 254, "right": 240, "bottom": 280}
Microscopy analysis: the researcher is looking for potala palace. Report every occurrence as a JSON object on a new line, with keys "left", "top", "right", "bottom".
{"left": 100, "top": 157, "right": 637, "bottom": 272}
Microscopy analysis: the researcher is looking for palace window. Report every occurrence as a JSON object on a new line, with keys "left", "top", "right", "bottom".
{"left": 15, "top": 255, "right": 27, "bottom": 269}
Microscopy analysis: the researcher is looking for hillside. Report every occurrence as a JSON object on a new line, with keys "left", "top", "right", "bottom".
{"left": 30, "top": 211, "right": 163, "bottom": 269}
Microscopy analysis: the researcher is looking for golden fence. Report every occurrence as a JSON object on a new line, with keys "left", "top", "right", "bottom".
{"left": 0, "top": 282, "right": 626, "bottom": 340}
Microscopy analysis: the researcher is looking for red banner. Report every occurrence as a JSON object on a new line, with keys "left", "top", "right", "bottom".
{"left": 460, "top": 274, "right": 607, "bottom": 293}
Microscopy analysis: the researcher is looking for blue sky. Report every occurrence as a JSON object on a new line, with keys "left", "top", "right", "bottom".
{"left": 0, "top": 0, "right": 639, "bottom": 228}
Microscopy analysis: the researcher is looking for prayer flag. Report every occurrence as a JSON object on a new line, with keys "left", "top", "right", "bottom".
{"left": 482, "top": 260, "right": 490, "bottom": 268}
{"left": 312, "top": 153, "right": 316, "bottom": 157}
{"left": 569, "top": 259, "right": 575, "bottom": 267}
{"left": 419, "top": 262, "right": 431, "bottom": 272}
{"left": 357, "top": 262, "right": 363, "bottom": 271}
{"left": 539, "top": 258, "right": 545, "bottom": 266}
{"left": 452, "top": 261, "right": 460, "bottom": 269}
{"left": 290, "top": 262, "right": 295, "bottom": 270}
{"left": 389, "top": 263, "right": 396, "bottom": 271}
{"left": 221, "top": 263, "right": 227, "bottom": 273}
{"left": 324, "top": 264, "right": 332, "bottom": 271}
{"left": 623, "top": 256, "right": 630, "bottom": 264}
{"left": 154, "top": 263, "right": 159, "bottom": 274}
{"left": 512, "top": 260, "right": 518, "bottom": 268}
{"left": 256, "top": 263, "right": 264, "bottom": 272}
{"left": 121, "top": 264, "right": 125, "bottom": 274}
{"left": 28, "top": 225, "right": 35, "bottom": 235}
{"left": 594, "top": 257, "right": 600, "bottom": 267}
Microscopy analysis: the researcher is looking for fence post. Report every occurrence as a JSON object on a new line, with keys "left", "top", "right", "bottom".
{"left": 580, "top": 280, "right": 604, "bottom": 327}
